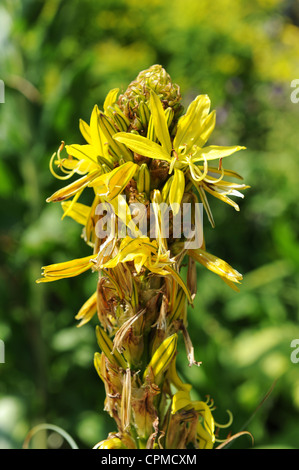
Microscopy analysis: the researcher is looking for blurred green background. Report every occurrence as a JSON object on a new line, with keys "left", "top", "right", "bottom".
{"left": 1, "top": 0, "right": 299, "bottom": 449}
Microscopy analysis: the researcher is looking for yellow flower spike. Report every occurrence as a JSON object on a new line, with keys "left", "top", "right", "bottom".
{"left": 38, "top": 67, "right": 248, "bottom": 449}
{"left": 95, "top": 325, "right": 127, "bottom": 369}
{"left": 143, "top": 333, "right": 178, "bottom": 382}
{"left": 75, "top": 291, "right": 97, "bottom": 327}
{"left": 36, "top": 254, "right": 96, "bottom": 283}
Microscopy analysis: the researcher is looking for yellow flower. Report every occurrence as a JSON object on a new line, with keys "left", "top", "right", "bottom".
{"left": 47, "top": 88, "right": 135, "bottom": 204}
{"left": 114, "top": 90, "right": 247, "bottom": 225}
{"left": 98, "top": 236, "right": 192, "bottom": 303}
{"left": 171, "top": 390, "right": 215, "bottom": 449}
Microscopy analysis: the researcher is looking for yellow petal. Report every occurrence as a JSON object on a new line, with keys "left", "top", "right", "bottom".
{"left": 90, "top": 105, "right": 105, "bottom": 157}
{"left": 197, "top": 422, "right": 214, "bottom": 449}
{"left": 46, "top": 169, "right": 101, "bottom": 202}
{"left": 192, "top": 145, "right": 246, "bottom": 163}
{"left": 90, "top": 162, "right": 138, "bottom": 200}
{"left": 164, "top": 266, "right": 193, "bottom": 304}
{"left": 103, "top": 88, "right": 119, "bottom": 112}
{"left": 95, "top": 325, "right": 127, "bottom": 369}
{"left": 174, "top": 95, "right": 211, "bottom": 150}
{"left": 61, "top": 201, "right": 91, "bottom": 225}
{"left": 169, "top": 169, "right": 185, "bottom": 215}
{"left": 114, "top": 133, "right": 171, "bottom": 162}
{"left": 192, "top": 110, "right": 216, "bottom": 148}
{"left": 171, "top": 390, "right": 192, "bottom": 414}
{"left": 202, "top": 182, "right": 241, "bottom": 211}
{"left": 143, "top": 333, "right": 178, "bottom": 381}
{"left": 108, "top": 195, "right": 143, "bottom": 238}
{"left": 65, "top": 144, "right": 98, "bottom": 165}
{"left": 188, "top": 248, "right": 243, "bottom": 284}
{"left": 79, "top": 119, "right": 92, "bottom": 145}
{"left": 149, "top": 90, "right": 172, "bottom": 154}
{"left": 36, "top": 255, "right": 95, "bottom": 283}
{"left": 167, "top": 358, "right": 192, "bottom": 392}
{"left": 75, "top": 291, "right": 97, "bottom": 327}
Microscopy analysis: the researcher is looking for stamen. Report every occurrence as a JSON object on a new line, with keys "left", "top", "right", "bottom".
{"left": 204, "top": 164, "right": 225, "bottom": 184}
{"left": 214, "top": 409, "right": 233, "bottom": 429}
{"left": 49, "top": 142, "right": 76, "bottom": 180}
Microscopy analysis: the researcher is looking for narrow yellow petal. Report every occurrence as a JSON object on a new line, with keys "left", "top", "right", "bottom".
{"left": 143, "top": 333, "right": 178, "bottom": 381}
{"left": 46, "top": 169, "right": 102, "bottom": 202}
{"left": 79, "top": 119, "right": 92, "bottom": 145}
{"left": 169, "top": 169, "right": 185, "bottom": 215}
{"left": 61, "top": 201, "right": 91, "bottom": 225}
{"left": 202, "top": 182, "right": 241, "bottom": 211}
{"left": 106, "top": 162, "right": 138, "bottom": 199}
{"left": 174, "top": 95, "right": 211, "bottom": 150}
{"left": 149, "top": 90, "right": 172, "bottom": 154}
{"left": 90, "top": 105, "right": 105, "bottom": 156}
{"left": 75, "top": 291, "right": 97, "bottom": 327}
{"left": 188, "top": 248, "right": 243, "bottom": 284}
{"left": 89, "top": 162, "right": 138, "bottom": 200}
{"left": 65, "top": 144, "right": 98, "bottom": 165}
{"left": 114, "top": 133, "right": 171, "bottom": 162}
{"left": 36, "top": 254, "right": 95, "bottom": 283}
{"left": 192, "top": 145, "right": 246, "bottom": 163}
{"left": 171, "top": 390, "right": 191, "bottom": 414}
{"left": 164, "top": 266, "right": 193, "bottom": 304}
{"left": 192, "top": 110, "right": 216, "bottom": 148}
{"left": 103, "top": 88, "right": 119, "bottom": 112}
{"left": 197, "top": 422, "right": 214, "bottom": 449}
{"left": 95, "top": 325, "right": 127, "bottom": 369}
{"left": 167, "top": 358, "right": 192, "bottom": 392}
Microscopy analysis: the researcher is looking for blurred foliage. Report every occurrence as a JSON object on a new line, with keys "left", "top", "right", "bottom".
{"left": 1, "top": 0, "right": 299, "bottom": 449}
